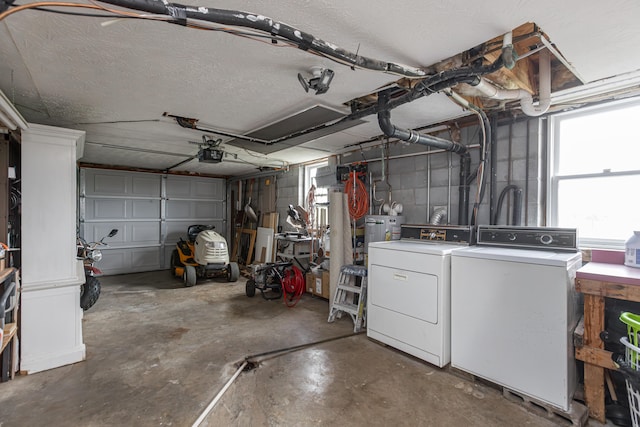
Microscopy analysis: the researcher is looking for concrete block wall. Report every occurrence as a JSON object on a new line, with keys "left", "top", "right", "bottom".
{"left": 340, "top": 117, "right": 542, "bottom": 227}
{"left": 274, "top": 164, "right": 302, "bottom": 233}
{"left": 491, "top": 118, "right": 542, "bottom": 227}
{"left": 233, "top": 116, "right": 544, "bottom": 236}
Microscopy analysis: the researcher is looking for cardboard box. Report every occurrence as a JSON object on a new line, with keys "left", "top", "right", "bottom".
{"left": 321, "top": 271, "right": 330, "bottom": 299}
{"left": 305, "top": 270, "right": 330, "bottom": 299}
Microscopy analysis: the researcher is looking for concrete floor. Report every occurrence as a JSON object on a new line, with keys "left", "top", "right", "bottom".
{"left": 0, "top": 270, "right": 611, "bottom": 426}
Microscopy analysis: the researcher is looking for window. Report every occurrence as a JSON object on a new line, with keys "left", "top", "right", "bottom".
{"left": 549, "top": 98, "right": 640, "bottom": 248}
{"left": 304, "top": 161, "right": 330, "bottom": 232}
{"left": 304, "top": 161, "right": 329, "bottom": 205}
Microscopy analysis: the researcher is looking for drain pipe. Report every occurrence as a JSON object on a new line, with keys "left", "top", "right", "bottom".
{"left": 493, "top": 185, "right": 523, "bottom": 226}
{"left": 501, "top": 31, "right": 517, "bottom": 70}
{"left": 377, "top": 93, "right": 467, "bottom": 154}
{"left": 192, "top": 360, "right": 248, "bottom": 427}
{"left": 378, "top": 92, "right": 475, "bottom": 225}
{"left": 191, "top": 332, "right": 358, "bottom": 426}
{"left": 471, "top": 49, "right": 551, "bottom": 116}
{"left": 458, "top": 153, "right": 471, "bottom": 225}
{"left": 489, "top": 116, "right": 498, "bottom": 224}
{"left": 443, "top": 89, "right": 492, "bottom": 226}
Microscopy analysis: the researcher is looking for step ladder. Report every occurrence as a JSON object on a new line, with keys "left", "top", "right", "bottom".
{"left": 328, "top": 265, "right": 367, "bottom": 332}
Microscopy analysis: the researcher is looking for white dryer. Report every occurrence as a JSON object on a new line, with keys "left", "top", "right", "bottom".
{"left": 367, "top": 225, "right": 474, "bottom": 368}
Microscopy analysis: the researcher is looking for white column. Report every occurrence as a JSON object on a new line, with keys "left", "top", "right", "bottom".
{"left": 20, "top": 123, "right": 86, "bottom": 374}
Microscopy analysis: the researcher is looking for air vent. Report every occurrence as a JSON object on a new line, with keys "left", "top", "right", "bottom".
{"left": 226, "top": 105, "right": 365, "bottom": 154}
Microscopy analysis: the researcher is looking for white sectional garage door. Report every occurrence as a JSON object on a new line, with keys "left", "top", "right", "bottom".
{"left": 80, "top": 169, "right": 226, "bottom": 275}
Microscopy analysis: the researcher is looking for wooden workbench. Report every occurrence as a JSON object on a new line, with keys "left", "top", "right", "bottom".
{"left": 575, "top": 261, "right": 640, "bottom": 423}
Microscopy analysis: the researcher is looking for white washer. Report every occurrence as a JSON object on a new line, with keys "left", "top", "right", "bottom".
{"left": 450, "top": 245, "right": 582, "bottom": 411}
{"left": 367, "top": 240, "right": 460, "bottom": 367}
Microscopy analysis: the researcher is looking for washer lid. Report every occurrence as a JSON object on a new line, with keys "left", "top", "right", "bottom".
{"left": 451, "top": 246, "right": 581, "bottom": 266}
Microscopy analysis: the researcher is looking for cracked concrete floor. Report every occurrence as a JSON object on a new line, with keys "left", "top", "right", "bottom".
{"left": 0, "top": 270, "right": 582, "bottom": 426}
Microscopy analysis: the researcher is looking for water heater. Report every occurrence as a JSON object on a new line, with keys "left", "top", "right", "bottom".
{"left": 364, "top": 215, "right": 405, "bottom": 254}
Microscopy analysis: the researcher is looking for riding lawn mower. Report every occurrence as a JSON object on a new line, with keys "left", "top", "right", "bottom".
{"left": 171, "top": 224, "right": 239, "bottom": 286}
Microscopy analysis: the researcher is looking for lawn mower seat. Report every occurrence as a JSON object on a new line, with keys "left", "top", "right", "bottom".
{"left": 187, "top": 224, "right": 214, "bottom": 242}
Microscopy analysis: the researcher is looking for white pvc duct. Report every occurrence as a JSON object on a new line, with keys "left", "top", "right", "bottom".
{"left": 473, "top": 49, "right": 551, "bottom": 117}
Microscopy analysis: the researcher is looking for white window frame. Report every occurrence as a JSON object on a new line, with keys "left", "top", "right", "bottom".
{"left": 304, "top": 160, "right": 329, "bottom": 205}
{"left": 303, "top": 160, "right": 330, "bottom": 232}
{"left": 548, "top": 97, "right": 640, "bottom": 249}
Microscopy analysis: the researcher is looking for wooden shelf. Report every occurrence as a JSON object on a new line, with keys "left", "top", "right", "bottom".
{"left": 575, "top": 262, "right": 640, "bottom": 423}
{"left": 1, "top": 323, "right": 16, "bottom": 353}
{"left": 0, "top": 267, "right": 16, "bottom": 284}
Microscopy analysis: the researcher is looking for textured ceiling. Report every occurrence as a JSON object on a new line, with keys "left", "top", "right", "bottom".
{"left": 1, "top": 0, "right": 640, "bottom": 176}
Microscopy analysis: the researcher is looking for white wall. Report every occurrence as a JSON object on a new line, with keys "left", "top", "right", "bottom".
{"left": 20, "top": 124, "right": 86, "bottom": 374}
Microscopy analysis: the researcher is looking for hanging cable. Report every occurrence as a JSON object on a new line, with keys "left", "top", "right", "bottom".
{"left": 443, "top": 89, "right": 489, "bottom": 226}
{"left": 2, "top": 0, "right": 428, "bottom": 78}
{"left": 345, "top": 170, "right": 369, "bottom": 220}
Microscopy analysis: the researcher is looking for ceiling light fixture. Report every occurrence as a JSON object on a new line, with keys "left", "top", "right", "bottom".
{"left": 297, "top": 66, "right": 335, "bottom": 95}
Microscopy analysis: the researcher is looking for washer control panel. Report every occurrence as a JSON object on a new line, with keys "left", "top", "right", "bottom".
{"left": 477, "top": 226, "right": 577, "bottom": 251}
{"left": 401, "top": 224, "right": 475, "bottom": 245}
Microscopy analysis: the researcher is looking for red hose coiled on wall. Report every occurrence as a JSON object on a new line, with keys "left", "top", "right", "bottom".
{"left": 345, "top": 171, "right": 369, "bottom": 220}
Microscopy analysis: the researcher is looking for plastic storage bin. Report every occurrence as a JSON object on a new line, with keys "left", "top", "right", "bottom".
{"left": 620, "top": 312, "right": 640, "bottom": 426}
{"left": 626, "top": 231, "right": 640, "bottom": 268}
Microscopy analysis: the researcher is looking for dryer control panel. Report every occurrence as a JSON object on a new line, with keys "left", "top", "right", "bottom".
{"left": 401, "top": 224, "right": 475, "bottom": 245}
{"left": 477, "top": 225, "right": 577, "bottom": 251}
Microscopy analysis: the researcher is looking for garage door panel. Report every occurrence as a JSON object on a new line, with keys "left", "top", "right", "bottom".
{"left": 166, "top": 200, "right": 223, "bottom": 219}
{"left": 131, "top": 199, "right": 160, "bottom": 219}
{"left": 166, "top": 179, "right": 191, "bottom": 198}
{"left": 100, "top": 250, "right": 126, "bottom": 273}
{"left": 81, "top": 169, "right": 225, "bottom": 275}
{"left": 99, "top": 247, "right": 161, "bottom": 275}
{"left": 82, "top": 222, "right": 158, "bottom": 247}
{"left": 194, "top": 180, "right": 224, "bottom": 199}
{"left": 83, "top": 223, "right": 123, "bottom": 245}
{"left": 93, "top": 173, "right": 127, "bottom": 195}
{"left": 131, "top": 248, "right": 161, "bottom": 269}
{"left": 132, "top": 176, "right": 162, "bottom": 197}
{"left": 165, "top": 222, "right": 191, "bottom": 243}
{"left": 165, "top": 200, "right": 190, "bottom": 218}
{"left": 86, "top": 198, "right": 160, "bottom": 220}
{"left": 164, "top": 246, "right": 177, "bottom": 269}
{"left": 84, "top": 170, "right": 161, "bottom": 197}
{"left": 130, "top": 222, "right": 161, "bottom": 245}
{"left": 195, "top": 201, "right": 222, "bottom": 218}
{"left": 166, "top": 175, "right": 224, "bottom": 199}
{"left": 88, "top": 199, "right": 126, "bottom": 219}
